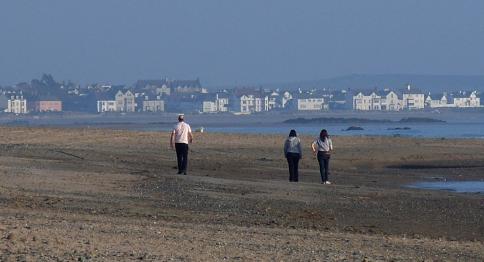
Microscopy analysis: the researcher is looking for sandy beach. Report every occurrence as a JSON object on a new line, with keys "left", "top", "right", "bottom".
{"left": 0, "top": 126, "right": 483, "bottom": 261}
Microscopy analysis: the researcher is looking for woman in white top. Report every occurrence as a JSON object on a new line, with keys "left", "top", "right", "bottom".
{"left": 311, "top": 129, "right": 333, "bottom": 184}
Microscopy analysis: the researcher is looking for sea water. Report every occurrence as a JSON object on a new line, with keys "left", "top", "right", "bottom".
{"left": 194, "top": 122, "right": 484, "bottom": 139}
{"left": 407, "top": 181, "right": 484, "bottom": 194}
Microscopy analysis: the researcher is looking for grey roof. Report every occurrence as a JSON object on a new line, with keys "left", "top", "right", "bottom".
{"left": 451, "top": 91, "right": 479, "bottom": 98}
{"left": 170, "top": 79, "right": 201, "bottom": 88}
{"left": 37, "top": 95, "right": 62, "bottom": 101}
{"left": 215, "top": 92, "right": 230, "bottom": 99}
{"left": 352, "top": 90, "right": 378, "bottom": 96}
{"left": 428, "top": 93, "right": 446, "bottom": 99}
{"left": 331, "top": 92, "right": 347, "bottom": 101}
{"left": 400, "top": 87, "right": 424, "bottom": 94}
{"left": 294, "top": 93, "right": 325, "bottom": 99}
{"left": 233, "top": 87, "right": 264, "bottom": 97}
{"left": 134, "top": 80, "right": 166, "bottom": 89}
{"left": 376, "top": 90, "right": 398, "bottom": 97}
{"left": 135, "top": 78, "right": 202, "bottom": 90}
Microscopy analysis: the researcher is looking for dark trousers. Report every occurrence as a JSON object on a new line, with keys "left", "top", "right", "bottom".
{"left": 286, "top": 152, "right": 300, "bottom": 182}
{"left": 175, "top": 143, "right": 189, "bottom": 174}
{"left": 317, "top": 151, "right": 330, "bottom": 182}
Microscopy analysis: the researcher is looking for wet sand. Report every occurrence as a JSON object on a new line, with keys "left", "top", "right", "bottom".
{"left": 0, "top": 127, "right": 483, "bottom": 261}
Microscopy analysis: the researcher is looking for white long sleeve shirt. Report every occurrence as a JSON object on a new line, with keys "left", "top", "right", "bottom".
{"left": 312, "top": 137, "right": 333, "bottom": 152}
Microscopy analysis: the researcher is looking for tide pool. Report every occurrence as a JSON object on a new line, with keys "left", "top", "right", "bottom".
{"left": 407, "top": 181, "right": 484, "bottom": 194}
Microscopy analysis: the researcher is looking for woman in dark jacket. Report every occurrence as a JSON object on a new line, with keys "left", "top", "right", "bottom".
{"left": 284, "top": 129, "right": 302, "bottom": 182}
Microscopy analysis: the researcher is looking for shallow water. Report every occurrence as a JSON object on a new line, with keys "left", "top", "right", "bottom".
{"left": 146, "top": 122, "right": 484, "bottom": 139}
{"left": 407, "top": 181, "right": 484, "bottom": 193}
{"left": 207, "top": 123, "right": 484, "bottom": 138}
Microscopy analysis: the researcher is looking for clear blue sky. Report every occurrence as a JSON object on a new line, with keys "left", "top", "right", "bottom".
{"left": 0, "top": 0, "right": 483, "bottom": 86}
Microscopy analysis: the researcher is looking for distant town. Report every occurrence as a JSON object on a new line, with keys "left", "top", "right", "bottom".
{"left": 1, "top": 74, "right": 482, "bottom": 115}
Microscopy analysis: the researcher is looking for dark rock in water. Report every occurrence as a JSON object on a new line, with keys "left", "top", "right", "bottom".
{"left": 283, "top": 117, "right": 391, "bottom": 124}
{"left": 399, "top": 117, "right": 446, "bottom": 123}
{"left": 388, "top": 127, "right": 411, "bottom": 130}
{"left": 344, "top": 126, "right": 364, "bottom": 131}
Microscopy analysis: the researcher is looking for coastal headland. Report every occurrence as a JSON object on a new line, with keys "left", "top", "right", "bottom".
{"left": 0, "top": 127, "right": 483, "bottom": 260}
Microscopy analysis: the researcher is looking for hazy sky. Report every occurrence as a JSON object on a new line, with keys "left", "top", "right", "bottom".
{"left": 0, "top": 1, "right": 483, "bottom": 86}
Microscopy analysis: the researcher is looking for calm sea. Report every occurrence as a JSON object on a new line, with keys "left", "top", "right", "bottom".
{"left": 147, "top": 122, "right": 484, "bottom": 139}
{"left": 4, "top": 115, "right": 484, "bottom": 139}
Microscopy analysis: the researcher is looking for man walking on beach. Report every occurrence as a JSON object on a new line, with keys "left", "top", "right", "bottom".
{"left": 170, "top": 114, "right": 193, "bottom": 175}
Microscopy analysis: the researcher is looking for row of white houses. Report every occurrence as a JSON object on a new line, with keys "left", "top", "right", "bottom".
{"left": 228, "top": 91, "right": 293, "bottom": 113}
{"left": 97, "top": 90, "right": 165, "bottom": 113}
{"left": 92, "top": 87, "right": 482, "bottom": 113}
{"left": 96, "top": 89, "right": 329, "bottom": 114}
{"left": 228, "top": 91, "right": 343, "bottom": 113}
{"left": 353, "top": 86, "right": 481, "bottom": 111}
{"left": 97, "top": 90, "right": 137, "bottom": 113}
{"left": 353, "top": 90, "right": 425, "bottom": 111}
{"left": 202, "top": 91, "right": 332, "bottom": 113}
{"left": 426, "top": 91, "right": 481, "bottom": 108}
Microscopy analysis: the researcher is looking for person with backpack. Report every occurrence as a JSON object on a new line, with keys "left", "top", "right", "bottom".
{"left": 284, "top": 129, "right": 302, "bottom": 182}
{"left": 311, "top": 129, "right": 333, "bottom": 184}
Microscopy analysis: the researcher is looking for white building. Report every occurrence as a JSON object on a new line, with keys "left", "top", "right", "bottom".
{"left": 381, "top": 91, "right": 400, "bottom": 111}
{"left": 201, "top": 93, "right": 229, "bottom": 113}
{"left": 353, "top": 92, "right": 382, "bottom": 111}
{"left": 380, "top": 90, "right": 402, "bottom": 111}
{"left": 142, "top": 100, "right": 164, "bottom": 112}
{"left": 254, "top": 95, "right": 268, "bottom": 112}
{"left": 6, "top": 96, "right": 28, "bottom": 114}
{"left": 296, "top": 96, "right": 327, "bottom": 111}
{"left": 268, "top": 92, "right": 280, "bottom": 110}
{"left": 281, "top": 91, "right": 293, "bottom": 108}
{"left": 115, "top": 90, "right": 136, "bottom": 112}
{"left": 202, "top": 101, "right": 217, "bottom": 113}
{"left": 353, "top": 90, "right": 405, "bottom": 111}
{"left": 401, "top": 85, "right": 425, "bottom": 110}
{"left": 453, "top": 91, "right": 481, "bottom": 108}
{"left": 425, "top": 93, "right": 454, "bottom": 108}
{"left": 97, "top": 100, "right": 117, "bottom": 113}
{"left": 233, "top": 94, "right": 268, "bottom": 113}
{"left": 215, "top": 94, "right": 229, "bottom": 112}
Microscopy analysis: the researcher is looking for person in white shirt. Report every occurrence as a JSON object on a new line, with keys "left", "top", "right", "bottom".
{"left": 170, "top": 114, "right": 193, "bottom": 175}
{"left": 311, "top": 129, "right": 333, "bottom": 184}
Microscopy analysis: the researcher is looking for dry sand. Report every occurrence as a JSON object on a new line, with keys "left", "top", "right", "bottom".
{"left": 0, "top": 127, "right": 483, "bottom": 261}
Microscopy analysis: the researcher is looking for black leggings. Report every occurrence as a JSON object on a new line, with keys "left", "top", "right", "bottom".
{"left": 286, "top": 152, "right": 300, "bottom": 182}
{"left": 317, "top": 151, "right": 330, "bottom": 182}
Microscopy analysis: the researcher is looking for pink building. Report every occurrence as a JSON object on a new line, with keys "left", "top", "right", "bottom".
{"left": 35, "top": 101, "right": 62, "bottom": 112}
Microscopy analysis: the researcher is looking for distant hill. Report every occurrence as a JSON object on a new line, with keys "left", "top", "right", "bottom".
{"left": 261, "top": 74, "right": 484, "bottom": 93}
